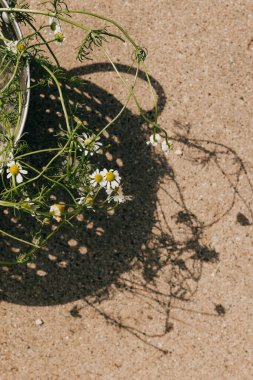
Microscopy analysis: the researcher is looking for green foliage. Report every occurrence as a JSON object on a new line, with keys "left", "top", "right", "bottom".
{"left": 0, "top": 1, "right": 168, "bottom": 266}
{"left": 8, "top": 1, "right": 34, "bottom": 24}
{"left": 77, "top": 27, "right": 125, "bottom": 61}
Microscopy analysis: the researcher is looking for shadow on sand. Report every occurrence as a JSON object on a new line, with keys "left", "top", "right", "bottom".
{"left": 1, "top": 62, "right": 252, "bottom": 352}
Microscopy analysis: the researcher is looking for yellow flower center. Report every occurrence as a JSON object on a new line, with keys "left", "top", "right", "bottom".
{"left": 94, "top": 173, "right": 103, "bottom": 183}
{"left": 86, "top": 196, "right": 93, "bottom": 204}
{"left": 84, "top": 137, "right": 93, "bottom": 146}
{"left": 9, "top": 164, "right": 19, "bottom": 176}
{"left": 17, "top": 42, "right": 25, "bottom": 53}
{"left": 106, "top": 172, "right": 115, "bottom": 182}
{"left": 54, "top": 204, "right": 65, "bottom": 214}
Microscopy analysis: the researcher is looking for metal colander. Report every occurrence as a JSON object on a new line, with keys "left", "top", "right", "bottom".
{"left": 0, "top": 0, "right": 30, "bottom": 142}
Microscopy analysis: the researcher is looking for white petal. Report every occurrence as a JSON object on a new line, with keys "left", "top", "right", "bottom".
{"left": 149, "top": 133, "right": 161, "bottom": 146}
{"left": 16, "top": 173, "right": 23, "bottom": 183}
{"left": 2, "top": 12, "right": 10, "bottom": 24}
{"left": 162, "top": 141, "right": 169, "bottom": 152}
{"left": 107, "top": 188, "right": 113, "bottom": 195}
{"left": 154, "top": 133, "right": 161, "bottom": 141}
{"left": 111, "top": 181, "right": 118, "bottom": 189}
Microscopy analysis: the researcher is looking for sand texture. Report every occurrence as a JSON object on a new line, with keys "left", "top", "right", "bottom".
{"left": 1, "top": 1, "right": 253, "bottom": 379}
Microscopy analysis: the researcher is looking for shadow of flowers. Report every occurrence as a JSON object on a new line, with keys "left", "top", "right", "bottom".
{"left": 1, "top": 62, "right": 250, "bottom": 351}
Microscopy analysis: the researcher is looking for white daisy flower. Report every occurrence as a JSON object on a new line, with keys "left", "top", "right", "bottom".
{"left": 146, "top": 133, "right": 162, "bottom": 147}
{"left": 147, "top": 133, "right": 173, "bottom": 154}
{"left": 6, "top": 161, "right": 28, "bottom": 184}
{"left": 101, "top": 169, "right": 121, "bottom": 194}
{"left": 78, "top": 133, "right": 102, "bottom": 156}
{"left": 5, "top": 40, "right": 25, "bottom": 54}
{"left": 77, "top": 195, "right": 94, "bottom": 208}
{"left": 110, "top": 186, "right": 132, "bottom": 204}
{"left": 90, "top": 169, "right": 106, "bottom": 188}
{"left": 5, "top": 40, "right": 18, "bottom": 53}
{"left": 50, "top": 203, "right": 65, "bottom": 222}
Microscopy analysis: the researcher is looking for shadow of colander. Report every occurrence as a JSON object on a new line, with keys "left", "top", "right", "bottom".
{"left": 0, "top": 62, "right": 169, "bottom": 306}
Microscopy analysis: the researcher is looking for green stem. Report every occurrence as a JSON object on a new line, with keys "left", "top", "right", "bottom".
{"left": 0, "top": 50, "right": 24, "bottom": 93}
{"left": 0, "top": 8, "right": 90, "bottom": 31}
{"left": 15, "top": 148, "right": 61, "bottom": 160}
{"left": 0, "top": 7, "right": 138, "bottom": 47}
{"left": 26, "top": 19, "right": 60, "bottom": 67}
{"left": 21, "top": 161, "right": 77, "bottom": 205}
{"left": 0, "top": 228, "right": 40, "bottom": 248}
{"left": 41, "top": 64, "right": 71, "bottom": 135}
{"left": 62, "top": 9, "right": 138, "bottom": 48}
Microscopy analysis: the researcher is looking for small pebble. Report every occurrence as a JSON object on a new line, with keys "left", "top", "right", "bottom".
{"left": 36, "top": 270, "right": 47, "bottom": 277}
{"left": 35, "top": 319, "right": 44, "bottom": 326}
{"left": 175, "top": 149, "right": 183, "bottom": 156}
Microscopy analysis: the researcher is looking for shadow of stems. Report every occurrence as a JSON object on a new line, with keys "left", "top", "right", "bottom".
{"left": 1, "top": 63, "right": 249, "bottom": 353}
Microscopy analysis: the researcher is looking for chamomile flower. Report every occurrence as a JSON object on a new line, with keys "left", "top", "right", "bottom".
{"left": 90, "top": 169, "right": 106, "bottom": 188}
{"left": 50, "top": 203, "right": 65, "bottom": 222}
{"left": 110, "top": 186, "right": 132, "bottom": 204}
{"left": 146, "top": 133, "right": 161, "bottom": 147}
{"left": 77, "top": 195, "right": 94, "bottom": 208}
{"left": 78, "top": 133, "right": 102, "bottom": 156}
{"left": 101, "top": 169, "right": 121, "bottom": 194}
{"left": 147, "top": 133, "right": 172, "bottom": 154}
{"left": 6, "top": 161, "right": 28, "bottom": 184}
{"left": 5, "top": 40, "right": 25, "bottom": 54}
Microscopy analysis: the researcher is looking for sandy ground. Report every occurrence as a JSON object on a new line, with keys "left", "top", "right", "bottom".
{"left": 1, "top": 0, "right": 253, "bottom": 379}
